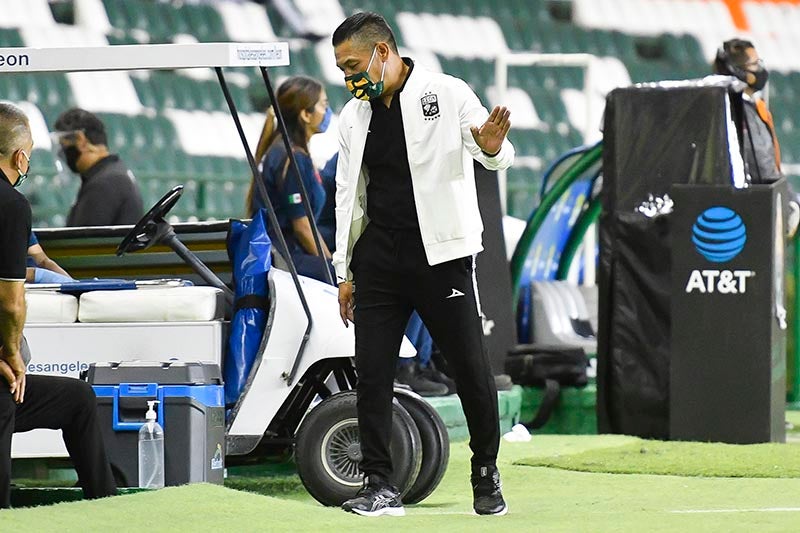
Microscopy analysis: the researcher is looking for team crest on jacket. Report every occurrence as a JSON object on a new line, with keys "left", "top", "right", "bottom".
{"left": 421, "top": 92, "right": 440, "bottom": 120}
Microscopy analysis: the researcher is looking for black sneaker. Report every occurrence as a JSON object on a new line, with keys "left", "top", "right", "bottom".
{"left": 396, "top": 362, "right": 449, "bottom": 397}
{"left": 342, "top": 475, "right": 405, "bottom": 517}
{"left": 419, "top": 362, "right": 457, "bottom": 395}
{"left": 471, "top": 465, "right": 508, "bottom": 516}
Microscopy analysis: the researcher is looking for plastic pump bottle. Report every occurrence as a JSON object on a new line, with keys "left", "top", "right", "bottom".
{"left": 138, "top": 400, "right": 165, "bottom": 489}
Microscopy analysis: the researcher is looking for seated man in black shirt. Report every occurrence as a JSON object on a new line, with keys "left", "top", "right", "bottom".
{"left": 0, "top": 103, "right": 117, "bottom": 508}
{"left": 53, "top": 108, "right": 143, "bottom": 227}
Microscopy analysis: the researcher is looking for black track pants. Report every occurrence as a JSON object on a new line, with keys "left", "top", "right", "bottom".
{"left": 352, "top": 223, "right": 500, "bottom": 479}
{"left": 0, "top": 375, "right": 117, "bottom": 508}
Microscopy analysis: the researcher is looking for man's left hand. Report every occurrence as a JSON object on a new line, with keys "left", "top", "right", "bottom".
{"left": 470, "top": 106, "right": 511, "bottom": 156}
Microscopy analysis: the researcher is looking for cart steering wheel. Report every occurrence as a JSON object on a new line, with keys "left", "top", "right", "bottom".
{"left": 116, "top": 185, "right": 183, "bottom": 256}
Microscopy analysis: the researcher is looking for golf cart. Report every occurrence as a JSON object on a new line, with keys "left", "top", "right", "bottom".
{"left": 7, "top": 42, "right": 449, "bottom": 506}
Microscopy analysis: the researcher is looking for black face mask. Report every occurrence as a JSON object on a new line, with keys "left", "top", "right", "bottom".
{"left": 750, "top": 67, "right": 769, "bottom": 92}
{"left": 61, "top": 145, "right": 81, "bottom": 173}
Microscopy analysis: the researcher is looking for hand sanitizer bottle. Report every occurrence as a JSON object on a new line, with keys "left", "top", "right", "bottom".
{"left": 138, "top": 400, "right": 164, "bottom": 489}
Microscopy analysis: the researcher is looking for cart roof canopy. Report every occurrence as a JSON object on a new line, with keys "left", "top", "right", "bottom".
{"left": 0, "top": 42, "right": 289, "bottom": 73}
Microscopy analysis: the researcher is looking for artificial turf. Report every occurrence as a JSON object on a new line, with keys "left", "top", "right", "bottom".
{"left": 7, "top": 434, "right": 800, "bottom": 531}
{"left": 517, "top": 438, "right": 800, "bottom": 478}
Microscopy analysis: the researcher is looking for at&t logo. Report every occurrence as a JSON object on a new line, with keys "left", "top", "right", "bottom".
{"left": 685, "top": 206, "right": 755, "bottom": 294}
{"left": 691, "top": 206, "right": 746, "bottom": 262}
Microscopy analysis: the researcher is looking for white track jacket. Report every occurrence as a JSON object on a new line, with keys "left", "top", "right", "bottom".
{"left": 332, "top": 63, "right": 515, "bottom": 283}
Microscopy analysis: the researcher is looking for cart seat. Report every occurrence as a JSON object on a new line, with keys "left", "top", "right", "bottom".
{"left": 25, "top": 292, "right": 79, "bottom": 323}
{"left": 78, "top": 286, "right": 224, "bottom": 323}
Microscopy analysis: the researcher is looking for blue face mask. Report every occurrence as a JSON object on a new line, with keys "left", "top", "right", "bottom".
{"left": 318, "top": 106, "right": 332, "bottom": 133}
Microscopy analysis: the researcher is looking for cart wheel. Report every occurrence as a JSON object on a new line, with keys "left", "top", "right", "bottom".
{"left": 395, "top": 388, "right": 450, "bottom": 504}
{"left": 294, "top": 391, "right": 421, "bottom": 506}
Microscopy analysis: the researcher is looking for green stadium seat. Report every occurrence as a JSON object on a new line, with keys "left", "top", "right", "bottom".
{"left": 27, "top": 171, "right": 79, "bottom": 228}
{"left": 106, "top": 32, "right": 146, "bottom": 46}
{"left": 590, "top": 30, "right": 621, "bottom": 57}
{"left": 529, "top": 90, "right": 569, "bottom": 126}
{"left": 161, "top": 2, "right": 192, "bottom": 37}
{"left": 553, "top": 67, "right": 584, "bottom": 90}
{"left": 506, "top": 165, "right": 543, "bottom": 219}
{"left": 184, "top": 4, "right": 229, "bottom": 42}
{"left": 139, "top": 2, "right": 170, "bottom": 41}
{"left": 139, "top": 177, "right": 199, "bottom": 219}
{"left": 509, "top": 130, "right": 536, "bottom": 155}
{"left": 624, "top": 60, "right": 664, "bottom": 84}
{"left": 327, "top": 86, "right": 350, "bottom": 115}
{"left": 780, "top": 130, "right": 800, "bottom": 165}
{"left": 131, "top": 77, "right": 158, "bottom": 108}
{"left": 150, "top": 115, "right": 181, "bottom": 152}
{"left": 102, "top": 0, "right": 126, "bottom": 31}
{"left": 31, "top": 148, "right": 58, "bottom": 176}
{"left": 199, "top": 179, "right": 248, "bottom": 220}
{"left": 0, "top": 76, "right": 20, "bottom": 102}
{"left": 610, "top": 31, "right": 638, "bottom": 65}
{"left": 0, "top": 28, "right": 24, "bottom": 47}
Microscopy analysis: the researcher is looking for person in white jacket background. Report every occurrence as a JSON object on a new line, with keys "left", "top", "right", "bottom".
{"left": 332, "top": 12, "right": 514, "bottom": 517}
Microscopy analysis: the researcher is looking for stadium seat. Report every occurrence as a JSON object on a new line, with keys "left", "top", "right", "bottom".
{"left": 184, "top": 4, "right": 229, "bottom": 42}
{"left": 294, "top": 0, "right": 347, "bottom": 37}
{"left": 67, "top": 71, "right": 143, "bottom": 115}
{"left": 0, "top": 0, "right": 56, "bottom": 28}
{"left": 506, "top": 165, "right": 544, "bottom": 219}
{"left": 396, "top": 12, "right": 508, "bottom": 60}
{"left": 486, "top": 86, "right": 543, "bottom": 130}
{"left": 21, "top": 23, "right": 108, "bottom": 48}
{"left": 215, "top": 1, "right": 278, "bottom": 43}
{"left": 74, "top": 0, "right": 113, "bottom": 34}
{"left": 200, "top": 179, "right": 249, "bottom": 220}
{"left": 0, "top": 28, "right": 23, "bottom": 47}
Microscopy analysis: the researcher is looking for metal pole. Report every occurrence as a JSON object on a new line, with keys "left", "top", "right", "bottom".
{"left": 583, "top": 59, "right": 593, "bottom": 145}
{"left": 260, "top": 66, "right": 334, "bottom": 286}
{"left": 163, "top": 230, "right": 234, "bottom": 306}
{"left": 215, "top": 66, "right": 313, "bottom": 386}
{"left": 495, "top": 53, "right": 509, "bottom": 215}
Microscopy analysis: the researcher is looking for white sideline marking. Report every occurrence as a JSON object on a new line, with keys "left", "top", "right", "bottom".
{"left": 672, "top": 508, "right": 800, "bottom": 514}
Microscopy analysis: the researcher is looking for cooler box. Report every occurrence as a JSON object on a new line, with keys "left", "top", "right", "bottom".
{"left": 85, "top": 361, "right": 225, "bottom": 487}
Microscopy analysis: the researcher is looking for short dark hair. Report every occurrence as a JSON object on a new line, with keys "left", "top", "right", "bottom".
{"left": 332, "top": 12, "right": 398, "bottom": 53}
{"left": 713, "top": 38, "right": 755, "bottom": 75}
{"left": 54, "top": 107, "right": 107, "bottom": 146}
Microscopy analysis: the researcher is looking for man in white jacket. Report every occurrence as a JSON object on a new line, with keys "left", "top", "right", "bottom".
{"left": 332, "top": 12, "right": 514, "bottom": 517}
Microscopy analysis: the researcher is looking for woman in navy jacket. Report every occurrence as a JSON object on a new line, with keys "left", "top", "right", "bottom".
{"left": 248, "top": 76, "right": 334, "bottom": 283}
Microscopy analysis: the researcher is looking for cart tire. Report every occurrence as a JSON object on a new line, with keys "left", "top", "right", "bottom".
{"left": 395, "top": 389, "right": 450, "bottom": 504}
{"left": 295, "top": 391, "right": 421, "bottom": 506}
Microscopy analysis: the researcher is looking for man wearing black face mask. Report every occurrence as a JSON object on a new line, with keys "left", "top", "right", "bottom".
{"left": 53, "top": 108, "right": 143, "bottom": 227}
{"left": 714, "top": 38, "right": 781, "bottom": 183}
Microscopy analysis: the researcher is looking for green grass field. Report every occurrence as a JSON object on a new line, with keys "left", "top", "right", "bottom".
{"left": 7, "top": 429, "right": 800, "bottom": 532}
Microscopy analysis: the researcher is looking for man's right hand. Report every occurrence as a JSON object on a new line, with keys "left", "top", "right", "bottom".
{"left": 338, "top": 281, "right": 354, "bottom": 327}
